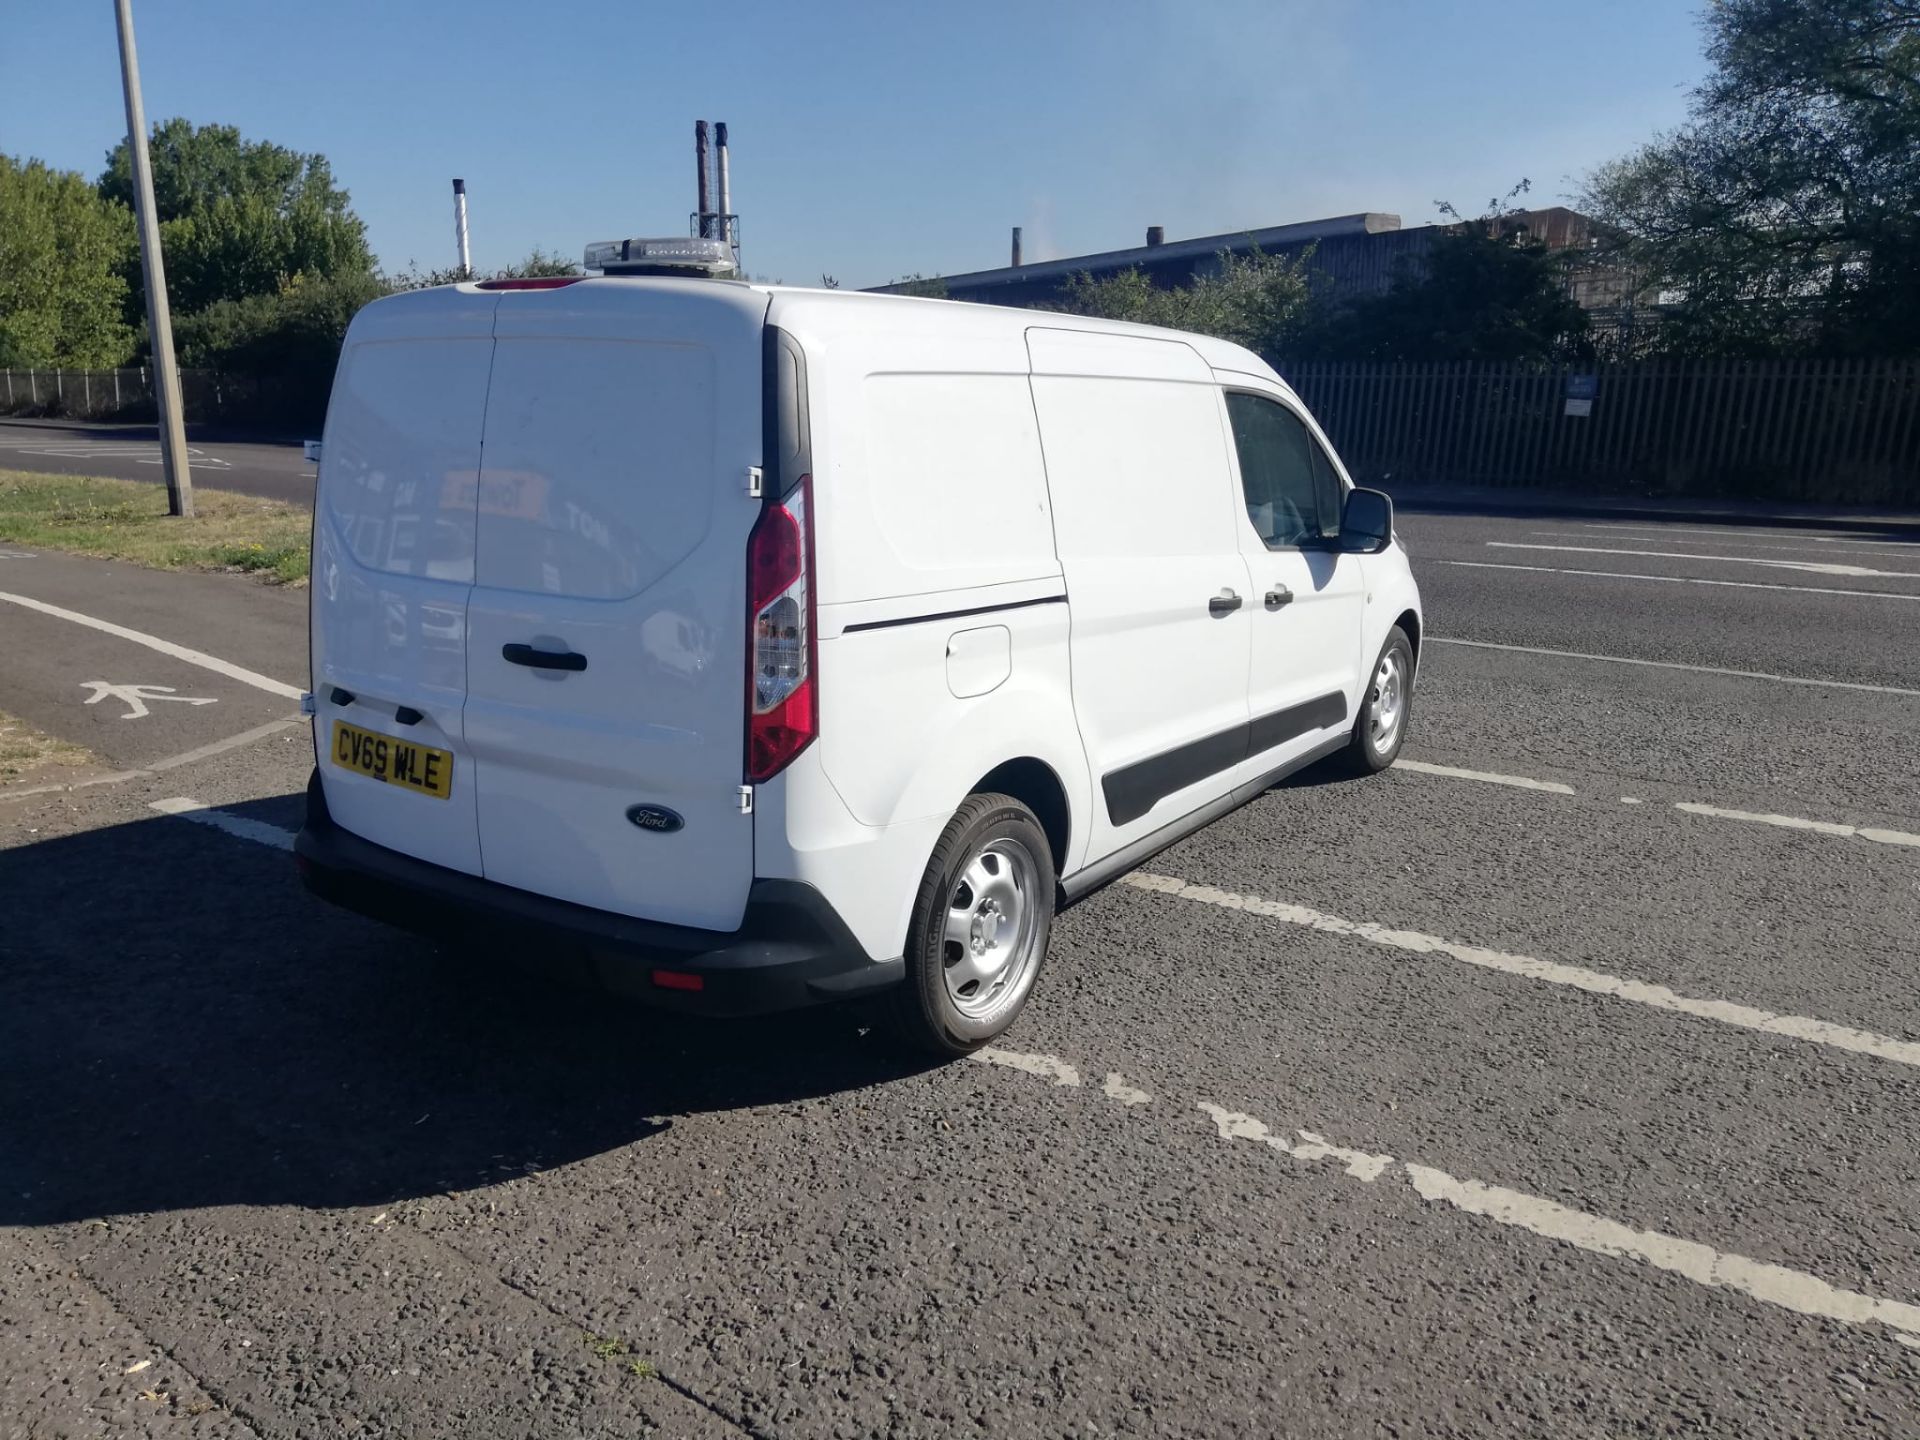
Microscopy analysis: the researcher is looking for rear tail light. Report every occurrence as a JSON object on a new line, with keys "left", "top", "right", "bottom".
{"left": 745, "top": 476, "right": 818, "bottom": 783}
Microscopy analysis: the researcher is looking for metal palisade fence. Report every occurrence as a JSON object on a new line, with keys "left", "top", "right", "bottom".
{"left": 0, "top": 367, "right": 322, "bottom": 432}
{"left": 1279, "top": 358, "right": 1920, "bottom": 505}
{"left": 1, "top": 366, "right": 159, "bottom": 420}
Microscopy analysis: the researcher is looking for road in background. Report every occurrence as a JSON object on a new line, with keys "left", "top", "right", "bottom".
{"left": 0, "top": 420, "right": 315, "bottom": 506}
{"left": 2, "top": 505, "right": 1918, "bottom": 1437}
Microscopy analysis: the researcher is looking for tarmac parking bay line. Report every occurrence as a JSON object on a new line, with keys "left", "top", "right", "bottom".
{"left": 961, "top": 1048, "right": 1920, "bottom": 1355}
{"left": 1440, "top": 559, "right": 1920, "bottom": 603}
{"left": 149, "top": 794, "right": 1920, "bottom": 1072}
{"left": 1392, "top": 752, "right": 1920, "bottom": 848}
{"left": 1122, "top": 872, "right": 1920, "bottom": 1070}
{"left": 1487, "top": 541, "right": 1920, "bottom": 580}
{"left": 131, "top": 798, "right": 1920, "bottom": 1357}
{"left": 1427, "top": 635, "right": 1920, "bottom": 698}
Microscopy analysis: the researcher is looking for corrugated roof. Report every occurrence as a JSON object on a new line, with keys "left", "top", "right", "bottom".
{"left": 867, "top": 213, "right": 1403, "bottom": 294}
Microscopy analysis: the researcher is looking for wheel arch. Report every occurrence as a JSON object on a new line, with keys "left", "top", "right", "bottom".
{"left": 971, "top": 756, "right": 1072, "bottom": 878}
{"left": 1394, "top": 607, "right": 1421, "bottom": 667}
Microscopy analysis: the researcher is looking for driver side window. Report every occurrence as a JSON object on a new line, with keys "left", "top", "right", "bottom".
{"left": 1225, "top": 392, "right": 1342, "bottom": 548}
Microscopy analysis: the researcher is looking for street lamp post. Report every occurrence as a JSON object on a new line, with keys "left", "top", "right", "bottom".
{"left": 112, "top": 0, "right": 192, "bottom": 518}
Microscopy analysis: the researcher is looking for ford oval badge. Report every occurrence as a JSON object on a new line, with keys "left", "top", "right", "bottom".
{"left": 625, "top": 804, "right": 684, "bottom": 834}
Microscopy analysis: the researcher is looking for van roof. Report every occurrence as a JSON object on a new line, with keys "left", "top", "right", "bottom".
{"left": 357, "top": 275, "right": 1287, "bottom": 395}
{"left": 750, "top": 282, "right": 1280, "bottom": 383}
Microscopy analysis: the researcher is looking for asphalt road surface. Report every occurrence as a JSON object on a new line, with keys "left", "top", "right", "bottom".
{"left": 0, "top": 420, "right": 315, "bottom": 506}
{"left": 3, "top": 506, "right": 1919, "bottom": 1438}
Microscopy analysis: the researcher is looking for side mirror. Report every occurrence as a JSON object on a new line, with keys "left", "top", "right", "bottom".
{"left": 1339, "top": 488, "right": 1393, "bottom": 554}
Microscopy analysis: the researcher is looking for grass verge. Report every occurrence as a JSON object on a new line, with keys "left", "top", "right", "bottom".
{"left": 0, "top": 708, "right": 94, "bottom": 783}
{"left": 0, "top": 469, "right": 310, "bottom": 583}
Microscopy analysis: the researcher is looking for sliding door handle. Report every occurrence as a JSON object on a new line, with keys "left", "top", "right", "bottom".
{"left": 1208, "top": 590, "right": 1244, "bottom": 616}
{"left": 1265, "top": 585, "right": 1294, "bottom": 609}
{"left": 503, "top": 643, "right": 587, "bottom": 672}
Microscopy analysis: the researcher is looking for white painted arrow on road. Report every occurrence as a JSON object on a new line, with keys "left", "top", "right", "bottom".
{"left": 81, "top": 681, "right": 219, "bottom": 720}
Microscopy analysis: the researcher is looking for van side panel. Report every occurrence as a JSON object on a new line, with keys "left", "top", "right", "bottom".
{"left": 310, "top": 290, "right": 497, "bottom": 877}
{"left": 765, "top": 300, "right": 1063, "bottom": 610}
{"left": 754, "top": 300, "right": 1088, "bottom": 953}
{"left": 811, "top": 365, "right": 1082, "bottom": 842}
{"left": 858, "top": 373, "right": 1057, "bottom": 593}
{"left": 1025, "top": 327, "right": 1255, "bottom": 863}
{"left": 814, "top": 602, "right": 1088, "bottom": 835}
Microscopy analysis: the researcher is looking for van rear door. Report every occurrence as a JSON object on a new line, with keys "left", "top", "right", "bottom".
{"left": 311, "top": 288, "right": 496, "bottom": 875}
{"left": 462, "top": 281, "right": 769, "bottom": 930}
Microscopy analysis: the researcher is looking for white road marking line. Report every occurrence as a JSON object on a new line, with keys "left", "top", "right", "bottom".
{"left": 0, "top": 591, "right": 302, "bottom": 698}
{"left": 1398, "top": 1162, "right": 1920, "bottom": 1343}
{"left": 1529, "top": 529, "right": 1920, "bottom": 558}
{"left": 972, "top": 1047, "right": 1081, "bottom": 1087}
{"left": 976, "top": 1053, "right": 1920, "bottom": 1350}
{"left": 1198, "top": 1103, "right": 1394, "bottom": 1181}
{"left": 1207, "top": 1093, "right": 1920, "bottom": 1342}
{"left": 1123, "top": 872, "right": 1920, "bottom": 1069}
{"left": 0, "top": 769, "right": 147, "bottom": 801}
{"left": 1442, "top": 559, "right": 1920, "bottom": 603}
{"left": 1396, "top": 759, "right": 1574, "bottom": 794}
{"left": 0, "top": 718, "right": 302, "bottom": 804}
{"left": 145, "top": 716, "right": 304, "bottom": 773}
{"left": 1575, "top": 521, "right": 1918, "bottom": 548}
{"left": 1428, "top": 636, "right": 1920, "bottom": 698}
{"left": 1102, "top": 1073, "right": 1154, "bottom": 1106}
{"left": 1399, "top": 757, "right": 1919, "bottom": 843}
{"left": 148, "top": 797, "right": 294, "bottom": 851}
{"left": 1489, "top": 541, "right": 1920, "bottom": 580}
{"left": 1675, "top": 802, "right": 1920, "bottom": 851}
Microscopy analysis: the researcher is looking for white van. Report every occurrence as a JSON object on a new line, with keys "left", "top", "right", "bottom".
{"left": 296, "top": 252, "right": 1421, "bottom": 1055}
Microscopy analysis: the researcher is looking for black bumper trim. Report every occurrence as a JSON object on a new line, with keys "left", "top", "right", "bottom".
{"left": 294, "top": 771, "right": 901, "bottom": 1017}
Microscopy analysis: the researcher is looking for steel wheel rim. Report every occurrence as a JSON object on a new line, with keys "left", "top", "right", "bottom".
{"left": 940, "top": 837, "right": 1043, "bottom": 1021}
{"left": 1368, "top": 650, "right": 1405, "bottom": 751}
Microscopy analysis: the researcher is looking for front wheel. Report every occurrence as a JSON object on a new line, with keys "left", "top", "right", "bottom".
{"left": 1346, "top": 626, "right": 1414, "bottom": 773}
{"left": 889, "top": 793, "right": 1055, "bottom": 1057}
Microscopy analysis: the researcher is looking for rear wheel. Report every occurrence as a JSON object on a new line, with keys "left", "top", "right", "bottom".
{"left": 890, "top": 793, "right": 1055, "bottom": 1057}
{"left": 1346, "top": 626, "right": 1414, "bottom": 773}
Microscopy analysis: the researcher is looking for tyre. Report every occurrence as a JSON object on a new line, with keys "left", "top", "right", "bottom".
{"left": 889, "top": 793, "right": 1055, "bottom": 1057}
{"left": 1346, "top": 626, "right": 1414, "bottom": 773}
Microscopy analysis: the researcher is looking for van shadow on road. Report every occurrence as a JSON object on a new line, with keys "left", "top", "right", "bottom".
{"left": 0, "top": 796, "right": 935, "bottom": 1228}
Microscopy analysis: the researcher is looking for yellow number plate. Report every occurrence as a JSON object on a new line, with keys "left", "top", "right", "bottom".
{"left": 330, "top": 719, "right": 453, "bottom": 800}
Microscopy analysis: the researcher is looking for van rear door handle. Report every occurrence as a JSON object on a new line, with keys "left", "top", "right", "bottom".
{"left": 1208, "top": 589, "right": 1243, "bottom": 616}
{"left": 1265, "top": 585, "right": 1294, "bottom": 609}
{"left": 502, "top": 643, "right": 588, "bottom": 672}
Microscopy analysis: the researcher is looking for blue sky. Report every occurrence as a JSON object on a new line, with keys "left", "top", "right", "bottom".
{"left": 3, "top": 1, "right": 1707, "bottom": 290}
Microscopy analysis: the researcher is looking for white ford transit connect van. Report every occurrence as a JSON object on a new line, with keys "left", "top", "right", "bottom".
{"left": 296, "top": 247, "right": 1421, "bottom": 1055}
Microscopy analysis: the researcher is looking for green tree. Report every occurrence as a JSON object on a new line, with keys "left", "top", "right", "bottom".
{"left": 1296, "top": 193, "right": 1591, "bottom": 362}
{"left": 1583, "top": 0, "right": 1920, "bottom": 355}
{"left": 1054, "top": 246, "right": 1315, "bottom": 358}
{"left": 174, "top": 271, "right": 386, "bottom": 374}
{"left": 99, "top": 119, "right": 374, "bottom": 319}
{"left": 0, "top": 155, "right": 138, "bottom": 367}
{"left": 386, "top": 248, "right": 584, "bottom": 290}
{"left": 511, "top": 247, "right": 582, "bottom": 278}
{"left": 172, "top": 270, "right": 388, "bottom": 428}
{"left": 886, "top": 273, "right": 950, "bottom": 299}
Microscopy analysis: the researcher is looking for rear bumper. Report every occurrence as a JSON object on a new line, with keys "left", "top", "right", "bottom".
{"left": 294, "top": 772, "right": 903, "bottom": 1017}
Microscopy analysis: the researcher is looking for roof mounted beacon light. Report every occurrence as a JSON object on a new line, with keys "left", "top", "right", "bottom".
{"left": 584, "top": 235, "right": 738, "bottom": 278}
